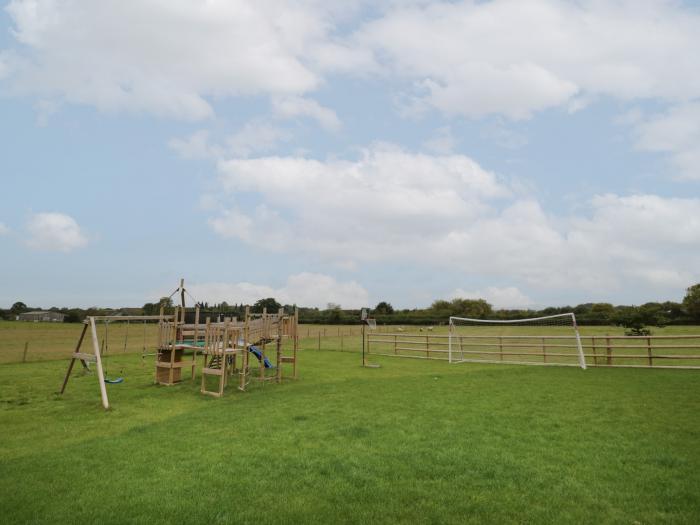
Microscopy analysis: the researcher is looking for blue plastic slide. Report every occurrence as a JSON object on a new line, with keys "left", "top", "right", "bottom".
{"left": 249, "top": 345, "right": 274, "bottom": 368}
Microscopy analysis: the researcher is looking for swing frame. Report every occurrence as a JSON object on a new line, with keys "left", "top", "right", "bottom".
{"left": 60, "top": 314, "right": 174, "bottom": 409}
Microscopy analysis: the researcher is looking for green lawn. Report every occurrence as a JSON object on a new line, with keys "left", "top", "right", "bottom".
{"left": 1, "top": 341, "right": 699, "bottom": 524}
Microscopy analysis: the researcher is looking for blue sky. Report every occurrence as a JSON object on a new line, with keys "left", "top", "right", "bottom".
{"left": 1, "top": 0, "right": 699, "bottom": 310}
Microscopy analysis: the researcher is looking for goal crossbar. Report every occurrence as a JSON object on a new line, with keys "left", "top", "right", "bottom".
{"left": 449, "top": 313, "right": 587, "bottom": 369}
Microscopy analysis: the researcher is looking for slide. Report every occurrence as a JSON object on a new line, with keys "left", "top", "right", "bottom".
{"left": 249, "top": 345, "right": 274, "bottom": 368}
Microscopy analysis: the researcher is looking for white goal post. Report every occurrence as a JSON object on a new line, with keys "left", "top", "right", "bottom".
{"left": 448, "top": 313, "right": 587, "bottom": 370}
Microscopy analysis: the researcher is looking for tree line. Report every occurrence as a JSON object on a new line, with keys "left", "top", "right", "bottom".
{"left": 3, "top": 284, "right": 700, "bottom": 327}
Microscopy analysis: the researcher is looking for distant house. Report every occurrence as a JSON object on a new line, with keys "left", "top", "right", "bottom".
{"left": 17, "top": 311, "right": 66, "bottom": 323}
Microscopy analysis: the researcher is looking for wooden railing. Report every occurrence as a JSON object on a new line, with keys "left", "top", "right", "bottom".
{"left": 366, "top": 333, "right": 700, "bottom": 369}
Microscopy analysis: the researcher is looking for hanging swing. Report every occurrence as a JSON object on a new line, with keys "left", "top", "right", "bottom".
{"left": 101, "top": 319, "right": 124, "bottom": 384}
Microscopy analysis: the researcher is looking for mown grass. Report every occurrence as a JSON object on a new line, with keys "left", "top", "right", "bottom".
{"left": 1, "top": 345, "right": 699, "bottom": 524}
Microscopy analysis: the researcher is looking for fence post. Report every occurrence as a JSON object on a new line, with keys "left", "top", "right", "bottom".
{"left": 318, "top": 332, "right": 321, "bottom": 351}
{"left": 541, "top": 337, "right": 546, "bottom": 363}
{"left": 499, "top": 336, "right": 503, "bottom": 361}
{"left": 394, "top": 334, "right": 397, "bottom": 355}
{"left": 22, "top": 341, "right": 29, "bottom": 363}
{"left": 646, "top": 336, "right": 653, "bottom": 367}
{"left": 426, "top": 335, "right": 430, "bottom": 358}
{"left": 591, "top": 336, "right": 597, "bottom": 366}
{"left": 606, "top": 335, "right": 612, "bottom": 365}
{"left": 340, "top": 332, "right": 344, "bottom": 352}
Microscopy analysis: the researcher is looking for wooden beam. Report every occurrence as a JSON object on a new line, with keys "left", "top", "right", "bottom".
{"left": 89, "top": 317, "right": 110, "bottom": 410}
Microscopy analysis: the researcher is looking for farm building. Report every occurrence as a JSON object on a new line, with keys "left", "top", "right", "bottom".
{"left": 17, "top": 311, "right": 65, "bottom": 322}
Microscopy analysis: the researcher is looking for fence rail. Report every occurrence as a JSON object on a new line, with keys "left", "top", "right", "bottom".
{"left": 366, "top": 333, "right": 700, "bottom": 369}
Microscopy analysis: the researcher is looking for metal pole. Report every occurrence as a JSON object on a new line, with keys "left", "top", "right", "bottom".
{"left": 362, "top": 323, "right": 365, "bottom": 367}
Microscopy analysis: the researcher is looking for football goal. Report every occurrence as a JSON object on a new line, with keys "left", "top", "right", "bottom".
{"left": 449, "top": 313, "right": 587, "bottom": 369}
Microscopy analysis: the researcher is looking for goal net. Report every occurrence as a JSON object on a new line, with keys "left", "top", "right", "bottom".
{"left": 449, "top": 313, "right": 586, "bottom": 369}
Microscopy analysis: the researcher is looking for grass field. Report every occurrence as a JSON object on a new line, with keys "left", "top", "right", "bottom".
{"left": 1, "top": 327, "right": 700, "bottom": 523}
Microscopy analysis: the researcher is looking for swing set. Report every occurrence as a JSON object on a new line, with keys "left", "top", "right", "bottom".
{"left": 60, "top": 313, "right": 174, "bottom": 409}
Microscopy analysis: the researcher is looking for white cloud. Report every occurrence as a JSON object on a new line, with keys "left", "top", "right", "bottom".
{"left": 26, "top": 212, "right": 88, "bottom": 252}
{"left": 357, "top": 0, "right": 700, "bottom": 119}
{"left": 211, "top": 144, "right": 510, "bottom": 259}
{"left": 634, "top": 102, "right": 700, "bottom": 180}
{"left": 0, "top": 222, "right": 10, "bottom": 235}
{"left": 4, "top": 0, "right": 700, "bottom": 131}
{"left": 170, "top": 121, "right": 291, "bottom": 161}
{"left": 187, "top": 272, "right": 369, "bottom": 309}
{"left": 450, "top": 286, "right": 534, "bottom": 309}
{"left": 3, "top": 0, "right": 340, "bottom": 119}
{"left": 272, "top": 96, "right": 341, "bottom": 131}
{"left": 208, "top": 146, "right": 700, "bottom": 297}
{"left": 227, "top": 121, "right": 292, "bottom": 157}
{"left": 168, "top": 130, "right": 223, "bottom": 160}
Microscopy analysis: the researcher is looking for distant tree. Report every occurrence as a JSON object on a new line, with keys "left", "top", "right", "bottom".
{"left": 10, "top": 302, "right": 28, "bottom": 315}
{"left": 638, "top": 302, "right": 669, "bottom": 327}
{"left": 430, "top": 300, "right": 452, "bottom": 313}
{"left": 683, "top": 284, "right": 700, "bottom": 322}
{"left": 614, "top": 306, "right": 654, "bottom": 336}
{"left": 573, "top": 303, "right": 593, "bottom": 315}
{"left": 326, "top": 303, "right": 342, "bottom": 311}
{"left": 374, "top": 301, "right": 394, "bottom": 314}
{"left": 589, "top": 303, "right": 615, "bottom": 323}
{"left": 159, "top": 297, "right": 174, "bottom": 308}
{"left": 450, "top": 298, "right": 493, "bottom": 318}
{"left": 252, "top": 297, "right": 282, "bottom": 313}
{"left": 63, "top": 311, "right": 82, "bottom": 323}
{"left": 430, "top": 298, "right": 492, "bottom": 318}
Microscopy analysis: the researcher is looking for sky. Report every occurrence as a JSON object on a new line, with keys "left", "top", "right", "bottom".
{"left": 1, "top": 0, "right": 699, "bottom": 310}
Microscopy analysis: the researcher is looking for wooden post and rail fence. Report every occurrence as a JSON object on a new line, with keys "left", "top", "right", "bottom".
{"left": 5, "top": 324, "right": 700, "bottom": 370}
{"left": 362, "top": 332, "right": 700, "bottom": 369}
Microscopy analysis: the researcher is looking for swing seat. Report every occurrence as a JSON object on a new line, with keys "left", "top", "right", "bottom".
{"left": 104, "top": 377, "right": 124, "bottom": 384}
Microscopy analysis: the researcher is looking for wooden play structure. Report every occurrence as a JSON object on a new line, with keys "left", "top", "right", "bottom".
{"left": 59, "top": 279, "right": 300, "bottom": 409}
{"left": 159, "top": 305, "right": 299, "bottom": 397}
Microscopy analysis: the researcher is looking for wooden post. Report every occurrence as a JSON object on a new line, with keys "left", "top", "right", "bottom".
{"left": 192, "top": 306, "right": 200, "bottom": 380}
{"left": 499, "top": 336, "right": 504, "bottom": 361}
{"left": 426, "top": 335, "right": 430, "bottom": 358}
{"left": 340, "top": 332, "right": 344, "bottom": 352}
{"left": 541, "top": 337, "right": 546, "bottom": 363}
{"left": 591, "top": 336, "right": 597, "bottom": 366}
{"left": 647, "top": 336, "right": 653, "bottom": 367}
{"left": 89, "top": 317, "right": 110, "bottom": 410}
{"left": 22, "top": 341, "right": 29, "bottom": 363}
{"left": 60, "top": 322, "right": 90, "bottom": 395}
{"left": 394, "top": 334, "right": 397, "bottom": 355}
{"left": 606, "top": 335, "right": 612, "bottom": 365}
{"left": 276, "top": 336, "right": 282, "bottom": 383}
{"left": 239, "top": 306, "right": 251, "bottom": 392}
{"left": 317, "top": 332, "right": 321, "bottom": 351}
{"left": 293, "top": 308, "right": 299, "bottom": 379}
{"left": 168, "top": 306, "right": 177, "bottom": 385}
